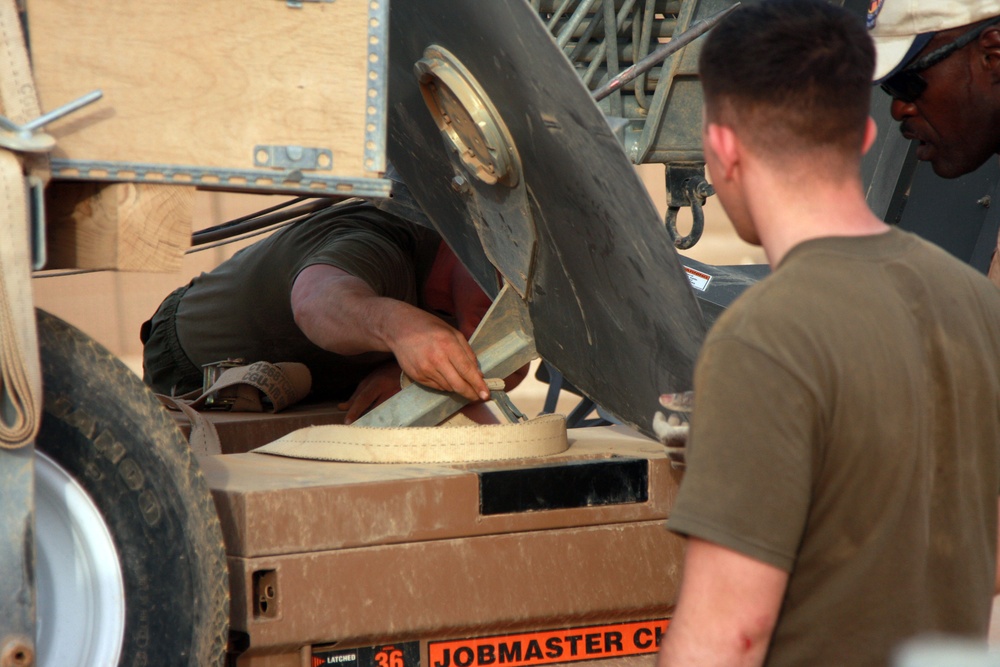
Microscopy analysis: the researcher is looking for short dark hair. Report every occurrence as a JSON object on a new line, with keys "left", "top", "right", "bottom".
{"left": 699, "top": 0, "right": 875, "bottom": 161}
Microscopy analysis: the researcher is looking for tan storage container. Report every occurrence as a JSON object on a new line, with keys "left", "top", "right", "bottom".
{"left": 200, "top": 422, "right": 682, "bottom": 663}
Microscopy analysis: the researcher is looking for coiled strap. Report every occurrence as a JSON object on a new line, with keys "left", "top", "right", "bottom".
{"left": 0, "top": 0, "right": 43, "bottom": 449}
{"left": 255, "top": 414, "right": 568, "bottom": 464}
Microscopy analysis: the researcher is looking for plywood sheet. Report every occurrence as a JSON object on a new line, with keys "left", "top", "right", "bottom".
{"left": 25, "top": 0, "right": 389, "bottom": 194}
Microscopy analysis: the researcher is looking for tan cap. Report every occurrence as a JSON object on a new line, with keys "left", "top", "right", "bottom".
{"left": 868, "top": 0, "right": 1000, "bottom": 80}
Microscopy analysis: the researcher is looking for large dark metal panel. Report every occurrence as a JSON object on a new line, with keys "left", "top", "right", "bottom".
{"left": 898, "top": 160, "right": 999, "bottom": 271}
{"left": 863, "top": 92, "right": 919, "bottom": 224}
{"left": 387, "top": 0, "right": 707, "bottom": 438}
{"left": 970, "top": 191, "right": 1000, "bottom": 274}
{"left": 679, "top": 258, "right": 770, "bottom": 326}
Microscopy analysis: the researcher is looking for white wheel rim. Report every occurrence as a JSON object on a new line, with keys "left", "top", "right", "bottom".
{"left": 35, "top": 450, "right": 125, "bottom": 667}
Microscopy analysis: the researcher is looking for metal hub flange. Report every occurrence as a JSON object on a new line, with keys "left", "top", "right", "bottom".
{"left": 415, "top": 45, "right": 520, "bottom": 188}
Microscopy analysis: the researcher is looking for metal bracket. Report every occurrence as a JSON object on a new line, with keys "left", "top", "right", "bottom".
{"left": 28, "top": 175, "right": 46, "bottom": 271}
{"left": 364, "top": 0, "right": 388, "bottom": 174}
{"left": 49, "top": 159, "right": 392, "bottom": 197}
{"left": 253, "top": 145, "right": 332, "bottom": 171}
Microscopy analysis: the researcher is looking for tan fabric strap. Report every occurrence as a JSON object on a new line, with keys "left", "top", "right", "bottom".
{"left": 181, "top": 361, "right": 312, "bottom": 412}
{"left": 157, "top": 395, "right": 223, "bottom": 456}
{"left": 158, "top": 361, "right": 312, "bottom": 456}
{"left": 253, "top": 413, "right": 568, "bottom": 464}
{"left": 0, "top": 1, "right": 41, "bottom": 126}
{"left": 162, "top": 362, "right": 568, "bottom": 464}
{"left": 0, "top": 0, "right": 43, "bottom": 449}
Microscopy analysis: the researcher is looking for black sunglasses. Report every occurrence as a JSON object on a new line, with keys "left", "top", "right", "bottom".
{"left": 880, "top": 16, "right": 1000, "bottom": 103}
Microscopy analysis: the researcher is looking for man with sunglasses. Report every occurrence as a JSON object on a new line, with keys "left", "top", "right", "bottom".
{"left": 870, "top": 1, "right": 1000, "bottom": 284}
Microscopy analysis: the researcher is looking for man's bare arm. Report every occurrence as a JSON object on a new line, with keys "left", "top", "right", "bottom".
{"left": 658, "top": 538, "right": 789, "bottom": 667}
{"left": 291, "top": 264, "right": 489, "bottom": 402}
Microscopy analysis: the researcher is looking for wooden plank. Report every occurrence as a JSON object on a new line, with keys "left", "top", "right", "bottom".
{"left": 25, "top": 0, "right": 376, "bottom": 180}
{"left": 44, "top": 182, "right": 193, "bottom": 271}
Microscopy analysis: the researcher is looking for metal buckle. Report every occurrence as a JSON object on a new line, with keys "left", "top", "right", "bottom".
{"left": 201, "top": 358, "right": 244, "bottom": 409}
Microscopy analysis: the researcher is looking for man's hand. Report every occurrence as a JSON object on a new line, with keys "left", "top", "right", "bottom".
{"left": 292, "top": 264, "right": 490, "bottom": 403}
{"left": 385, "top": 305, "right": 490, "bottom": 403}
{"left": 652, "top": 391, "right": 694, "bottom": 469}
{"left": 339, "top": 361, "right": 405, "bottom": 424}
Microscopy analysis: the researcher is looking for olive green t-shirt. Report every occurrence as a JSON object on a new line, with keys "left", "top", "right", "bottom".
{"left": 173, "top": 203, "right": 443, "bottom": 397}
{"left": 669, "top": 228, "right": 1000, "bottom": 666}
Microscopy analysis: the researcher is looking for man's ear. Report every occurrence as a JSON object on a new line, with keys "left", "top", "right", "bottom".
{"left": 979, "top": 25, "right": 1000, "bottom": 82}
{"left": 705, "top": 122, "right": 740, "bottom": 180}
{"left": 861, "top": 116, "right": 878, "bottom": 156}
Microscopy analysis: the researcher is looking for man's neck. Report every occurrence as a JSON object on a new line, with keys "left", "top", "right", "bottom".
{"left": 747, "top": 169, "right": 889, "bottom": 268}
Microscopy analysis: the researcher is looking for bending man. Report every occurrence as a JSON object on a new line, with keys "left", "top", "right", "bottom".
{"left": 142, "top": 199, "right": 505, "bottom": 422}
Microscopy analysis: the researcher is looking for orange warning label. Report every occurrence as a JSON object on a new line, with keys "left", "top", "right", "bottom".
{"left": 684, "top": 267, "right": 712, "bottom": 292}
{"left": 429, "top": 619, "right": 670, "bottom": 667}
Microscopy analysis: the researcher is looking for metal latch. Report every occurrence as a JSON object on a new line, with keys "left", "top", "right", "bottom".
{"left": 253, "top": 145, "right": 333, "bottom": 171}
{"left": 486, "top": 378, "right": 527, "bottom": 424}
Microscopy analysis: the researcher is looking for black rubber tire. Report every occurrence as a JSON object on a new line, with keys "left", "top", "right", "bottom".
{"left": 35, "top": 309, "right": 229, "bottom": 665}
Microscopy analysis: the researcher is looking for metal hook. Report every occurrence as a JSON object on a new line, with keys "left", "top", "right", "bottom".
{"left": 666, "top": 176, "right": 713, "bottom": 250}
{"left": 666, "top": 200, "right": 703, "bottom": 250}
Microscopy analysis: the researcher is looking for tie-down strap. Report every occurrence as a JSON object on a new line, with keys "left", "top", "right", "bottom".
{"left": 253, "top": 412, "right": 568, "bottom": 464}
{"left": 158, "top": 360, "right": 312, "bottom": 455}
{"left": 0, "top": 0, "right": 45, "bottom": 449}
